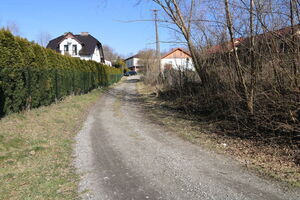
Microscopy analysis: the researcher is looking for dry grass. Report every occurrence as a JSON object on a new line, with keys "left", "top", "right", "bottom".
{"left": 137, "top": 82, "right": 300, "bottom": 187}
{"left": 0, "top": 89, "right": 104, "bottom": 200}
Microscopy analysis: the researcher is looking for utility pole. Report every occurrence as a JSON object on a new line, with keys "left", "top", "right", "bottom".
{"left": 153, "top": 9, "right": 162, "bottom": 76}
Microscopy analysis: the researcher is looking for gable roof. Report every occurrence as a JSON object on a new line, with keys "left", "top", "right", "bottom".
{"left": 46, "top": 32, "right": 102, "bottom": 56}
{"left": 124, "top": 54, "right": 141, "bottom": 61}
{"left": 268, "top": 24, "right": 300, "bottom": 37}
{"left": 206, "top": 38, "right": 244, "bottom": 54}
{"left": 205, "top": 24, "right": 300, "bottom": 55}
{"left": 161, "top": 48, "right": 191, "bottom": 59}
{"left": 46, "top": 35, "right": 65, "bottom": 52}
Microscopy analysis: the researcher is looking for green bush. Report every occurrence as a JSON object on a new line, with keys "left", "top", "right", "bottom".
{"left": 0, "top": 29, "right": 122, "bottom": 116}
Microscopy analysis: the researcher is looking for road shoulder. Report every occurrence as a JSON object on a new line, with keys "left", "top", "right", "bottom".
{"left": 137, "top": 81, "right": 300, "bottom": 188}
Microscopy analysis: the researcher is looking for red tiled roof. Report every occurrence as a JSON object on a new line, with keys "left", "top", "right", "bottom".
{"left": 205, "top": 24, "right": 300, "bottom": 55}
{"left": 206, "top": 38, "right": 244, "bottom": 54}
{"left": 161, "top": 48, "right": 191, "bottom": 59}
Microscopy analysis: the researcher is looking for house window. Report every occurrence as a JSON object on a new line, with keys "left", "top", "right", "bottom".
{"left": 64, "top": 45, "right": 69, "bottom": 52}
{"left": 72, "top": 45, "right": 77, "bottom": 55}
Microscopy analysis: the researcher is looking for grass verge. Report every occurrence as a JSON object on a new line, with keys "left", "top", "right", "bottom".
{"left": 137, "top": 82, "right": 300, "bottom": 187}
{"left": 0, "top": 89, "right": 104, "bottom": 200}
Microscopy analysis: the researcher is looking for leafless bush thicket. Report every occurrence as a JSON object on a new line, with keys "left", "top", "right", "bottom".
{"left": 141, "top": 0, "right": 300, "bottom": 154}
{"left": 137, "top": 49, "right": 159, "bottom": 84}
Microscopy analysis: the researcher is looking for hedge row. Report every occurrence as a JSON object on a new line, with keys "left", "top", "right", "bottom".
{"left": 0, "top": 29, "right": 122, "bottom": 116}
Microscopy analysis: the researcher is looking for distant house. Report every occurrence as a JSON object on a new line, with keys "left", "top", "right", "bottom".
{"left": 205, "top": 38, "right": 244, "bottom": 55}
{"left": 126, "top": 48, "right": 194, "bottom": 72}
{"left": 206, "top": 24, "right": 300, "bottom": 55}
{"left": 161, "top": 48, "right": 194, "bottom": 71}
{"left": 105, "top": 60, "right": 112, "bottom": 66}
{"left": 125, "top": 54, "right": 143, "bottom": 71}
{"left": 47, "top": 32, "right": 105, "bottom": 63}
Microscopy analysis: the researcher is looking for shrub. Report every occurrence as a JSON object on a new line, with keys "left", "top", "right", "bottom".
{"left": 0, "top": 29, "right": 122, "bottom": 116}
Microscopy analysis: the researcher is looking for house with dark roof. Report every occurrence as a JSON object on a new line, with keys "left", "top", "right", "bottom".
{"left": 47, "top": 32, "right": 105, "bottom": 63}
{"left": 125, "top": 54, "right": 143, "bottom": 71}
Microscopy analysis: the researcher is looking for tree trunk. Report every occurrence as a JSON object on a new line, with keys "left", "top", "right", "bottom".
{"left": 248, "top": 0, "right": 256, "bottom": 114}
{"left": 290, "top": 0, "right": 299, "bottom": 88}
{"left": 224, "top": 0, "right": 252, "bottom": 113}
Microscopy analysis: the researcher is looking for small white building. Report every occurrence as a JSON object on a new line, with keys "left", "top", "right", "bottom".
{"left": 124, "top": 54, "right": 142, "bottom": 71}
{"left": 125, "top": 48, "right": 194, "bottom": 72}
{"left": 105, "top": 60, "right": 112, "bottom": 66}
{"left": 161, "top": 48, "right": 194, "bottom": 71}
{"left": 47, "top": 32, "right": 105, "bottom": 63}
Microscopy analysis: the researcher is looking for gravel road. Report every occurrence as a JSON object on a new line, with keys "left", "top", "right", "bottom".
{"left": 74, "top": 76, "right": 299, "bottom": 200}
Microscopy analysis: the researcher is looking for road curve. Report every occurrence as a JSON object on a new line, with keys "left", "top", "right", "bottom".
{"left": 74, "top": 76, "right": 299, "bottom": 200}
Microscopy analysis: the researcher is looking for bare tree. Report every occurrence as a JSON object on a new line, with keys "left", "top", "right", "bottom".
{"left": 224, "top": 0, "right": 254, "bottom": 113}
{"left": 137, "top": 49, "right": 158, "bottom": 84}
{"left": 102, "top": 45, "right": 120, "bottom": 62}
{"left": 132, "top": 0, "right": 300, "bottom": 149}
{"left": 289, "top": 0, "right": 299, "bottom": 87}
{"left": 37, "top": 32, "right": 52, "bottom": 47}
{"left": 6, "top": 21, "right": 20, "bottom": 35}
{"left": 149, "top": 0, "right": 210, "bottom": 84}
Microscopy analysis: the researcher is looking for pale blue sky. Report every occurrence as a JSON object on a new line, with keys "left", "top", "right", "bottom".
{"left": 0, "top": 0, "right": 178, "bottom": 57}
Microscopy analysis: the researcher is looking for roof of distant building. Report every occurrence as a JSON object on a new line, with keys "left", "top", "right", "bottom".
{"left": 161, "top": 48, "right": 191, "bottom": 59}
{"left": 124, "top": 54, "right": 141, "bottom": 61}
{"left": 46, "top": 32, "right": 102, "bottom": 56}
{"left": 206, "top": 24, "right": 300, "bottom": 54}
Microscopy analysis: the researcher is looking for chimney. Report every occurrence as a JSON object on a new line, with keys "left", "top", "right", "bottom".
{"left": 81, "top": 32, "right": 89, "bottom": 36}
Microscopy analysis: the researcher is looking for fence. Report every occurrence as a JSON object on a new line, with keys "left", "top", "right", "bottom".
{"left": 0, "top": 29, "right": 122, "bottom": 116}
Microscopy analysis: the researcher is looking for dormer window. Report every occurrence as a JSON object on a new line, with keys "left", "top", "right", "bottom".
{"left": 72, "top": 45, "right": 77, "bottom": 55}
{"left": 47, "top": 32, "right": 105, "bottom": 63}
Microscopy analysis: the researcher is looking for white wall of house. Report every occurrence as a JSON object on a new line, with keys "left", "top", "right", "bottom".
{"left": 126, "top": 56, "right": 194, "bottom": 71}
{"left": 80, "top": 56, "right": 93, "bottom": 61}
{"left": 91, "top": 46, "right": 101, "bottom": 63}
{"left": 59, "top": 38, "right": 82, "bottom": 57}
{"left": 59, "top": 37, "right": 103, "bottom": 63}
{"left": 133, "top": 58, "right": 141, "bottom": 67}
{"left": 105, "top": 60, "right": 112, "bottom": 66}
{"left": 161, "top": 58, "right": 194, "bottom": 71}
{"left": 125, "top": 57, "right": 142, "bottom": 69}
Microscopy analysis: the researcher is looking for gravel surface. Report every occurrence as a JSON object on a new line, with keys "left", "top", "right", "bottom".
{"left": 74, "top": 76, "right": 300, "bottom": 200}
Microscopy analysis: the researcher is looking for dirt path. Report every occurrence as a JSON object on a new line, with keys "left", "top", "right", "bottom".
{"left": 74, "top": 76, "right": 299, "bottom": 200}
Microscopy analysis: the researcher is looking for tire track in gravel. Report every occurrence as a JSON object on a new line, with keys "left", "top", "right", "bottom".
{"left": 74, "top": 76, "right": 300, "bottom": 200}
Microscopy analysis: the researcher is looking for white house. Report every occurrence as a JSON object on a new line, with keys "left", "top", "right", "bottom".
{"left": 105, "top": 60, "right": 112, "bottom": 66}
{"left": 124, "top": 54, "right": 143, "bottom": 71}
{"left": 125, "top": 48, "right": 194, "bottom": 72}
{"left": 161, "top": 48, "right": 194, "bottom": 71}
{"left": 47, "top": 32, "right": 105, "bottom": 63}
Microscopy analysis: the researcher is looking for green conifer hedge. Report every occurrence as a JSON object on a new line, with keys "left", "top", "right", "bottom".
{"left": 0, "top": 29, "right": 122, "bottom": 116}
